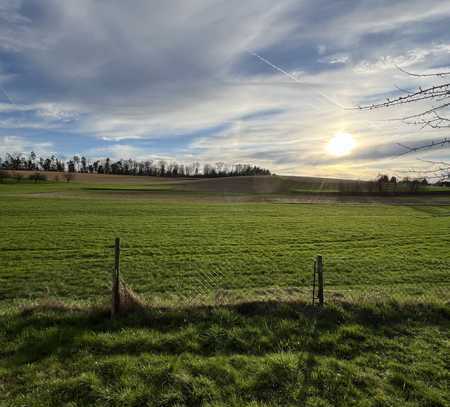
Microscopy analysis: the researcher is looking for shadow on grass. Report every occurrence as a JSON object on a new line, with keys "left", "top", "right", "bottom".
{"left": 2, "top": 299, "right": 448, "bottom": 366}
{"left": 1, "top": 299, "right": 449, "bottom": 407}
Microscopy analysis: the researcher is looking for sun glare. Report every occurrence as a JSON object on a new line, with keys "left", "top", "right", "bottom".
{"left": 327, "top": 132, "right": 356, "bottom": 157}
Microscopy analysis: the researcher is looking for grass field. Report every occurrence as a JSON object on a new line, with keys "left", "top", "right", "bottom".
{"left": 1, "top": 176, "right": 449, "bottom": 406}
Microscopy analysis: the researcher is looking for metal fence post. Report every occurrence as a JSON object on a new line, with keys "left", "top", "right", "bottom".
{"left": 317, "top": 255, "right": 324, "bottom": 306}
{"left": 312, "top": 259, "right": 317, "bottom": 305}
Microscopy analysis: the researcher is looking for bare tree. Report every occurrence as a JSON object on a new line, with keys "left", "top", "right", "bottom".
{"left": 63, "top": 172, "right": 75, "bottom": 182}
{"left": 73, "top": 156, "right": 80, "bottom": 172}
{"left": 0, "top": 151, "right": 271, "bottom": 179}
{"left": 359, "top": 67, "right": 449, "bottom": 133}
{"left": 358, "top": 67, "right": 450, "bottom": 181}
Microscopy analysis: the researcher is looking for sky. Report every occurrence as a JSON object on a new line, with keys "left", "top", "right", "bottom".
{"left": 0, "top": 0, "right": 449, "bottom": 179}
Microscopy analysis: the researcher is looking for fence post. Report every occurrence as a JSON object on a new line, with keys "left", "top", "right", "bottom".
{"left": 317, "top": 255, "right": 324, "bottom": 306}
{"left": 312, "top": 259, "right": 317, "bottom": 305}
{"left": 111, "top": 237, "right": 120, "bottom": 317}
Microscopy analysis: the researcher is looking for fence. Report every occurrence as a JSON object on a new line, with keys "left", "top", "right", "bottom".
{"left": 2, "top": 235, "right": 447, "bottom": 313}
{"left": 110, "top": 237, "right": 327, "bottom": 316}
{"left": 107, "top": 238, "right": 449, "bottom": 317}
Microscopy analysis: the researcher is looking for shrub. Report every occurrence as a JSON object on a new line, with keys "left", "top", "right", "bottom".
{"left": 28, "top": 172, "right": 48, "bottom": 183}
{"left": 63, "top": 172, "right": 76, "bottom": 182}
{"left": 0, "top": 170, "right": 8, "bottom": 183}
{"left": 11, "top": 171, "right": 24, "bottom": 182}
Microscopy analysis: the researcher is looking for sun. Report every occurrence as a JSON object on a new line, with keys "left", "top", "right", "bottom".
{"left": 327, "top": 132, "right": 356, "bottom": 157}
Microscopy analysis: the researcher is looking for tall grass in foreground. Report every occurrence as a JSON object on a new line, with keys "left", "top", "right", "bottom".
{"left": 1, "top": 299, "right": 448, "bottom": 406}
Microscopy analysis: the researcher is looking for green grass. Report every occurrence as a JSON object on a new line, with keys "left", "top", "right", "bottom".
{"left": 1, "top": 182, "right": 449, "bottom": 301}
{"left": 1, "top": 301, "right": 448, "bottom": 406}
{"left": 1, "top": 181, "right": 449, "bottom": 406}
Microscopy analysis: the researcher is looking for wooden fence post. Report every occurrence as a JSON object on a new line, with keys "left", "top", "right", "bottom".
{"left": 317, "top": 255, "right": 324, "bottom": 306}
{"left": 111, "top": 237, "right": 120, "bottom": 317}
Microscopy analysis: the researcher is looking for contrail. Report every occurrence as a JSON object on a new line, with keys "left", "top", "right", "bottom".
{"left": 248, "top": 51, "right": 302, "bottom": 84}
{"left": 0, "top": 83, "right": 14, "bottom": 105}
{"left": 247, "top": 50, "right": 347, "bottom": 109}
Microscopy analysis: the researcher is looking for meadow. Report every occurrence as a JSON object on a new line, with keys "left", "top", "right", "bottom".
{"left": 0, "top": 176, "right": 449, "bottom": 406}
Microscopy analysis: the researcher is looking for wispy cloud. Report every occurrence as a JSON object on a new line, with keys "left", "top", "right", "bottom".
{"left": 0, "top": 0, "right": 449, "bottom": 178}
{"left": 0, "top": 135, "right": 53, "bottom": 156}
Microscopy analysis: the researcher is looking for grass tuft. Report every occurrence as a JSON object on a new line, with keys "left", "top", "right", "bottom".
{"left": 1, "top": 299, "right": 449, "bottom": 406}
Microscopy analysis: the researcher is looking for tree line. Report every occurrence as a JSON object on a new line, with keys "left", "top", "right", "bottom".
{"left": 338, "top": 174, "right": 433, "bottom": 195}
{"left": 0, "top": 152, "right": 271, "bottom": 178}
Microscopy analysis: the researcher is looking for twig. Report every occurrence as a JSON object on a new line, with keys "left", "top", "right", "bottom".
{"left": 395, "top": 65, "right": 450, "bottom": 78}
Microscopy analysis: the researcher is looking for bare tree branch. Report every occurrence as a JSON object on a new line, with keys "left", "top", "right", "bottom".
{"left": 397, "top": 138, "right": 450, "bottom": 154}
{"left": 358, "top": 67, "right": 450, "bottom": 163}
{"left": 395, "top": 65, "right": 450, "bottom": 78}
{"left": 393, "top": 157, "right": 450, "bottom": 182}
{"left": 357, "top": 83, "right": 450, "bottom": 111}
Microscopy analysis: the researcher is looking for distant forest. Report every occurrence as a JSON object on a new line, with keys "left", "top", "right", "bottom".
{"left": 0, "top": 152, "right": 271, "bottom": 177}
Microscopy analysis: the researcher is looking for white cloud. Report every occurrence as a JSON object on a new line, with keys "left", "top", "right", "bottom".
{"left": 354, "top": 44, "right": 450, "bottom": 74}
{"left": 0, "top": 0, "right": 449, "bottom": 178}
{"left": 88, "top": 144, "right": 175, "bottom": 162}
{"left": 319, "top": 54, "right": 350, "bottom": 65}
{"left": 0, "top": 135, "right": 54, "bottom": 156}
